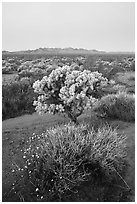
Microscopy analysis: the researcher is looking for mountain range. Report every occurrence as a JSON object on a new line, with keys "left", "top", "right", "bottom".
{"left": 2, "top": 47, "right": 134, "bottom": 55}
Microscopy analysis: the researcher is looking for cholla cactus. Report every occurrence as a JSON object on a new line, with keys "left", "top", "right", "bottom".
{"left": 33, "top": 65, "right": 108, "bottom": 124}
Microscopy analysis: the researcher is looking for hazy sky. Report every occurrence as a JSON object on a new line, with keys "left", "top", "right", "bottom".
{"left": 2, "top": 2, "right": 135, "bottom": 52}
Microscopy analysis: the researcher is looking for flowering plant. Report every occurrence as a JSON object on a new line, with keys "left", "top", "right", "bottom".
{"left": 33, "top": 65, "right": 108, "bottom": 123}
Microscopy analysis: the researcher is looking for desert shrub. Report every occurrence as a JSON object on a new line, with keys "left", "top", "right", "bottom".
{"left": 126, "top": 86, "right": 135, "bottom": 94}
{"left": 2, "top": 81, "right": 36, "bottom": 120}
{"left": 11, "top": 123, "right": 127, "bottom": 201}
{"left": 102, "top": 84, "right": 127, "bottom": 96}
{"left": 2, "top": 66, "right": 12, "bottom": 74}
{"left": 93, "top": 92, "right": 135, "bottom": 122}
{"left": 128, "top": 75, "right": 135, "bottom": 81}
{"left": 18, "top": 69, "right": 33, "bottom": 78}
{"left": 130, "top": 60, "right": 135, "bottom": 71}
{"left": 33, "top": 66, "right": 108, "bottom": 124}
{"left": 44, "top": 65, "right": 57, "bottom": 76}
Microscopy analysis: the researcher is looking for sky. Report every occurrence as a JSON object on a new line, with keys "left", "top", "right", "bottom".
{"left": 2, "top": 2, "right": 135, "bottom": 52}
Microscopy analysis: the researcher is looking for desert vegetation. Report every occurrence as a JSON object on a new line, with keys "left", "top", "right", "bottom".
{"left": 2, "top": 53, "right": 135, "bottom": 201}
{"left": 94, "top": 92, "right": 135, "bottom": 122}
{"left": 2, "top": 54, "right": 135, "bottom": 120}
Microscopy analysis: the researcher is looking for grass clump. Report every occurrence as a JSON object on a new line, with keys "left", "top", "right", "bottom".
{"left": 10, "top": 123, "right": 127, "bottom": 201}
{"left": 93, "top": 92, "right": 135, "bottom": 122}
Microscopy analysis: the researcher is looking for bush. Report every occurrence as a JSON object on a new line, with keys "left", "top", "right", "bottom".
{"left": 128, "top": 75, "right": 135, "bottom": 81}
{"left": 2, "top": 81, "right": 36, "bottom": 120}
{"left": 130, "top": 61, "right": 135, "bottom": 71}
{"left": 93, "top": 92, "right": 135, "bottom": 122}
{"left": 33, "top": 66, "right": 108, "bottom": 124}
{"left": 11, "top": 123, "right": 127, "bottom": 201}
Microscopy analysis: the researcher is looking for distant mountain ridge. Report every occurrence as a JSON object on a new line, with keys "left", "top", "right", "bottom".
{"left": 2, "top": 47, "right": 106, "bottom": 55}
{"left": 2, "top": 47, "right": 134, "bottom": 55}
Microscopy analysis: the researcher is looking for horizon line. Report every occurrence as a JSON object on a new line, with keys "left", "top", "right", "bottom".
{"left": 2, "top": 46, "right": 135, "bottom": 53}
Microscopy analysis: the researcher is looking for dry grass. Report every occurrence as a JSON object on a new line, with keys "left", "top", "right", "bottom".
{"left": 94, "top": 92, "right": 135, "bottom": 122}
{"left": 4, "top": 122, "right": 127, "bottom": 201}
{"left": 2, "top": 112, "right": 135, "bottom": 202}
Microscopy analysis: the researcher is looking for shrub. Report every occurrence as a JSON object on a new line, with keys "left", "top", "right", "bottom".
{"left": 93, "top": 92, "right": 135, "bottom": 122}
{"left": 128, "top": 75, "right": 135, "bottom": 82}
{"left": 2, "top": 81, "right": 36, "bottom": 120}
{"left": 33, "top": 66, "right": 108, "bottom": 124}
{"left": 130, "top": 61, "right": 135, "bottom": 71}
{"left": 126, "top": 86, "right": 135, "bottom": 94}
{"left": 11, "top": 123, "right": 127, "bottom": 201}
